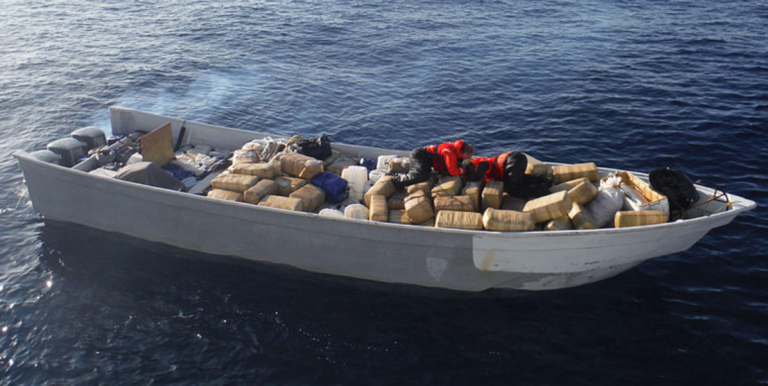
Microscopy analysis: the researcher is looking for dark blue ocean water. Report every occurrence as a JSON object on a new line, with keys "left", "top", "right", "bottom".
{"left": 1, "top": 0, "right": 767, "bottom": 384}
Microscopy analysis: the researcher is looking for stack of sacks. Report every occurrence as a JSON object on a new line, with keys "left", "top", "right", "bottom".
{"left": 207, "top": 173, "right": 260, "bottom": 202}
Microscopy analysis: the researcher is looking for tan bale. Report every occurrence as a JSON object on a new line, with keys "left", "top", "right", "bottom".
{"left": 552, "top": 162, "right": 599, "bottom": 184}
{"left": 275, "top": 176, "right": 308, "bottom": 196}
{"left": 289, "top": 184, "right": 326, "bottom": 212}
{"left": 280, "top": 152, "right": 324, "bottom": 179}
{"left": 481, "top": 180, "right": 505, "bottom": 211}
{"left": 544, "top": 215, "right": 574, "bottom": 231}
{"left": 523, "top": 190, "right": 573, "bottom": 223}
{"left": 550, "top": 177, "right": 589, "bottom": 193}
{"left": 369, "top": 195, "right": 389, "bottom": 222}
{"left": 365, "top": 175, "right": 397, "bottom": 207}
{"left": 462, "top": 180, "right": 484, "bottom": 212}
{"left": 406, "top": 181, "right": 433, "bottom": 196}
{"left": 232, "top": 162, "right": 277, "bottom": 179}
{"left": 232, "top": 149, "right": 260, "bottom": 165}
{"left": 432, "top": 175, "right": 463, "bottom": 197}
{"left": 207, "top": 189, "right": 243, "bottom": 202}
{"left": 614, "top": 210, "right": 668, "bottom": 228}
{"left": 435, "top": 210, "right": 484, "bottom": 230}
{"left": 257, "top": 195, "right": 303, "bottom": 211}
{"left": 387, "top": 157, "right": 411, "bottom": 174}
{"left": 211, "top": 173, "right": 259, "bottom": 193}
{"left": 524, "top": 153, "right": 552, "bottom": 177}
{"left": 322, "top": 150, "right": 342, "bottom": 167}
{"left": 404, "top": 191, "right": 434, "bottom": 224}
{"left": 568, "top": 180, "right": 599, "bottom": 205}
{"left": 482, "top": 208, "right": 535, "bottom": 232}
{"left": 387, "top": 190, "right": 407, "bottom": 210}
{"left": 243, "top": 179, "right": 279, "bottom": 204}
{"left": 418, "top": 218, "right": 436, "bottom": 227}
{"left": 434, "top": 195, "right": 475, "bottom": 213}
{"left": 569, "top": 203, "right": 597, "bottom": 230}
{"left": 388, "top": 209, "right": 412, "bottom": 224}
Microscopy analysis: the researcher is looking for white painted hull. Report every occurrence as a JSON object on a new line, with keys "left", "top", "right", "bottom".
{"left": 13, "top": 108, "right": 756, "bottom": 291}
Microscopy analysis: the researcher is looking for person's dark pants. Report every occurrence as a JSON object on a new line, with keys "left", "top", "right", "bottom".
{"left": 502, "top": 152, "right": 527, "bottom": 193}
{"left": 392, "top": 147, "right": 434, "bottom": 189}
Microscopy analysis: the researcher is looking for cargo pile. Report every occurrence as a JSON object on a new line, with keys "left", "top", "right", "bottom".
{"left": 202, "top": 138, "right": 671, "bottom": 231}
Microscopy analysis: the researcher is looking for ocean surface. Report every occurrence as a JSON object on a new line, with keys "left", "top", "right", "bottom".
{"left": 1, "top": 0, "right": 767, "bottom": 384}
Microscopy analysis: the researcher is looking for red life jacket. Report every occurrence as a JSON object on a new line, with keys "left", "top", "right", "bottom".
{"left": 470, "top": 152, "right": 510, "bottom": 182}
{"left": 426, "top": 140, "right": 466, "bottom": 176}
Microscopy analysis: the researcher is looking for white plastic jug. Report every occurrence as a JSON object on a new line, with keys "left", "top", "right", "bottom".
{"left": 377, "top": 154, "right": 397, "bottom": 171}
{"left": 319, "top": 208, "right": 346, "bottom": 218}
{"left": 369, "top": 169, "right": 386, "bottom": 183}
{"left": 341, "top": 165, "right": 368, "bottom": 193}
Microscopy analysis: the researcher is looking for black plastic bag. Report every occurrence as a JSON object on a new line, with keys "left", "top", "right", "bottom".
{"left": 295, "top": 134, "right": 332, "bottom": 160}
{"left": 649, "top": 167, "right": 700, "bottom": 212}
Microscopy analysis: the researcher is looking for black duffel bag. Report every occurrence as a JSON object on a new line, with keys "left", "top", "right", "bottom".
{"left": 649, "top": 167, "right": 700, "bottom": 212}
{"left": 295, "top": 134, "right": 332, "bottom": 160}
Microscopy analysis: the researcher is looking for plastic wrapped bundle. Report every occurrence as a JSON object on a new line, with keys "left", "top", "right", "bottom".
{"left": 244, "top": 179, "right": 278, "bottom": 204}
{"left": 319, "top": 208, "right": 345, "bottom": 218}
{"left": 280, "top": 152, "right": 324, "bottom": 180}
{"left": 482, "top": 180, "right": 504, "bottom": 211}
{"left": 344, "top": 204, "right": 368, "bottom": 220}
{"left": 290, "top": 184, "right": 326, "bottom": 212}
{"left": 207, "top": 189, "right": 243, "bottom": 202}
{"left": 387, "top": 157, "right": 410, "bottom": 174}
{"left": 365, "top": 175, "right": 397, "bottom": 207}
{"left": 524, "top": 153, "right": 551, "bottom": 177}
{"left": 567, "top": 179, "right": 598, "bottom": 205}
{"left": 435, "top": 210, "right": 483, "bottom": 230}
{"left": 406, "top": 181, "right": 433, "bottom": 197}
{"left": 432, "top": 176, "right": 463, "bottom": 198}
{"left": 275, "top": 176, "right": 308, "bottom": 196}
{"left": 232, "top": 149, "right": 260, "bottom": 165}
{"left": 404, "top": 191, "right": 434, "bottom": 224}
{"left": 552, "top": 162, "right": 599, "bottom": 184}
{"left": 482, "top": 208, "right": 535, "bottom": 232}
{"left": 614, "top": 210, "right": 668, "bottom": 228}
{"left": 545, "top": 216, "right": 573, "bottom": 231}
{"left": 569, "top": 203, "right": 597, "bottom": 230}
{"left": 550, "top": 178, "right": 589, "bottom": 193}
{"left": 434, "top": 195, "right": 474, "bottom": 213}
{"left": 369, "top": 195, "right": 389, "bottom": 222}
{"left": 462, "top": 181, "right": 484, "bottom": 212}
{"left": 258, "top": 195, "right": 303, "bottom": 211}
{"left": 388, "top": 209, "right": 412, "bottom": 224}
{"left": 211, "top": 173, "right": 260, "bottom": 193}
{"left": 522, "top": 190, "right": 574, "bottom": 223}
{"left": 232, "top": 162, "right": 277, "bottom": 179}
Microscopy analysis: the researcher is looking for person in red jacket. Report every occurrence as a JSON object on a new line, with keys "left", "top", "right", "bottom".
{"left": 391, "top": 140, "right": 474, "bottom": 189}
{"left": 468, "top": 151, "right": 550, "bottom": 198}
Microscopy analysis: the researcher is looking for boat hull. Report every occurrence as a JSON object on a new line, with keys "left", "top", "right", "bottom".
{"left": 13, "top": 108, "right": 756, "bottom": 291}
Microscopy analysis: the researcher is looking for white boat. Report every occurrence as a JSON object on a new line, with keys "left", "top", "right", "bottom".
{"left": 13, "top": 107, "right": 757, "bottom": 291}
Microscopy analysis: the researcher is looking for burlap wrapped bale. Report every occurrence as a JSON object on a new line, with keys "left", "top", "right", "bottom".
{"left": 289, "top": 184, "right": 326, "bottom": 212}
{"left": 435, "top": 210, "right": 483, "bottom": 230}
{"left": 275, "top": 176, "right": 308, "bottom": 196}
{"left": 482, "top": 180, "right": 505, "bottom": 211}
{"left": 211, "top": 173, "right": 259, "bottom": 193}
{"left": 550, "top": 177, "right": 589, "bottom": 193}
{"left": 369, "top": 195, "right": 389, "bottom": 222}
{"left": 523, "top": 190, "right": 573, "bottom": 223}
{"left": 434, "top": 195, "right": 474, "bottom": 213}
{"left": 545, "top": 215, "right": 574, "bottom": 231}
{"left": 406, "top": 181, "right": 433, "bottom": 196}
{"left": 365, "top": 175, "right": 397, "bottom": 207}
{"left": 387, "top": 190, "right": 407, "bottom": 210}
{"left": 614, "top": 210, "right": 668, "bottom": 228}
{"left": 462, "top": 180, "right": 484, "bottom": 212}
{"left": 404, "top": 191, "right": 434, "bottom": 224}
{"left": 388, "top": 209, "right": 412, "bottom": 224}
{"left": 232, "top": 149, "right": 260, "bottom": 165}
{"left": 569, "top": 203, "right": 597, "bottom": 230}
{"left": 258, "top": 195, "right": 303, "bottom": 211}
{"left": 207, "top": 189, "right": 243, "bottom": 202}
{"left": 387, "top": 157, "right": 410, "bottom": 174}
{"left": 552, "top": 162, "right": 599, "bottom": 184}
{"left": 232, "top": 162, "right": 277, "bottom": 179}
{"left": 280, "top": 152, "right": 324, "bottom": 180}
{"left": 524, "top": 153, "right": 551, "bottom": 177}
{"left": 431, "top": 175, "right": 463, "bottom": 198}
{"left": 567, "top": 180, "right": 598, "bottom": 205}
{"left": 244, "top": 179, "right": 278, "bottom": 204}
{"left": 482, "top": 208, "right": 535, "bottom": 232}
